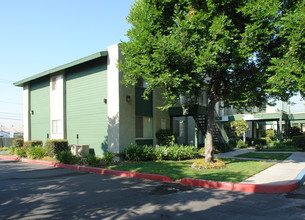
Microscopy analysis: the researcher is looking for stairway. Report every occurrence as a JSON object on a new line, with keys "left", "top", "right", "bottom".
{"left": 193, "top": 114, "right": 228, "bottom": 144}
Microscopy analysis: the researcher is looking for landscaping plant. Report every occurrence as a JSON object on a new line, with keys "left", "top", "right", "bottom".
{"left": 123, "top": 144, "right": 199, "bottom": 161}
{"left": 12, "top": 138, "right": 23, "bottom": 148}
{"left": 103, "top": 152, "right": 116, "bottom": 164}
{"left": 45, "top": 139, "right": 69, "bottom": 158}
{"left": 86, "top": 154, "right": 102, "bottom": 167}
{"left": 15, "top": 147, "right": 26, "bottom": 158}
{"left": 191, "top": 159, "right": 227, "bottom": 170}
{"left": 56, "top": 150, "right": 80, "bottom": 164}
{"left": 26, "top": 146, "right": 47, "bottom": 160}
{"left": 23, "top": 140, "right": 43, "bottom": 152}
{"left": 156, "top": 129, "right": 175, "bottom": 146}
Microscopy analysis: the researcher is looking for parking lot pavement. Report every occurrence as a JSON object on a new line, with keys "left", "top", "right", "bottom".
{"left": 1, "top": 159, "right": 305, "bottom": 220}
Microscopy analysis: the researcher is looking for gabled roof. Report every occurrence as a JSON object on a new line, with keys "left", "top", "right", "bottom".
{"left": 14, "top": 51, "right": 108, "bottom": 87}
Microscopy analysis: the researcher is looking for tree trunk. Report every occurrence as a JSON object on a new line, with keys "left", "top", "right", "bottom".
{"left": 205, "top": 95, "right": 216, "bottom": 163}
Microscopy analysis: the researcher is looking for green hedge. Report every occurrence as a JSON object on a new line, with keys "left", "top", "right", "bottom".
{"left": 23, "top": 140, "right": 43, "bottom": 152}
{"left": 292, "top": 136, "right": 305, "bottom": 151}
{"left": 13, "top": 138, "right": 23, "bottom": 148}
{"left": 26, "top": 146, "right": 47, "bottom": 159}
{"left": 123, "top": 144, "right": 199, "bottom": 161}
{"left": 45, "top": 139, "right": 69, "bottom": 157}
{"left": 155, "top": 129, "right": 175, "bottom": 146}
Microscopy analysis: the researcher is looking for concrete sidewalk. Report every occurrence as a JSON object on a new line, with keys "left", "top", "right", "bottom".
{"left": 216, "top": 148, "right": 305, "bottom": 185}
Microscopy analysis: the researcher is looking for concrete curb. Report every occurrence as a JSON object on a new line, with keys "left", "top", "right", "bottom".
{"left": 0, "top": 155, "right": 304, "bottom": 194}
{"left": 295, "top": 168, "right": 305, "bottom": 187}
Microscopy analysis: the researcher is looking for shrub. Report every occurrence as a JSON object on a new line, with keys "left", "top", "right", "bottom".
{"left": 56, "top": 150, "right": 80, "bottom": 164}
{"left": 123, "top": 144, "right": 155, "bottom": 161}
{"left": 266, "top": 129, "right": 275, "bottom": 140}
{"left": 103, "top": 152, "right": 115, "bottom": 164}
{"left": 45, "top": 139, "right": 69, "bottom": 157}
{"left": 236, "top": 139, "right": 248, "bottom": 149}
{"left": 15, "top": 147, "right": 26, "bottom": 158}
{"left": 214, "top": 142, "right": 234, "bottom": 153}
{"left": 288, "top": 127, "right": 302, "bottom": 139}
{"left": 156, "top": 129, "right": 175, "bottom": 146}
{"left": 0, "top": 147, "right": 9, "bottom": 152}
{"left": 292, "top": 136, "right": 305, "bottom": 151}
{"left": 13, "top": 138, "right": 23, "bottom": 148}
{"left": 255, "top": 144, "right": 264, "bottom": 151}
{"left": 86, "top": 154, "right": 102, "bottom": 167}
{"left": 191, "top": 159, "right": 227, "bottom": 169}
{"left": 165, "top": 145, "right": 197, "bottom": 160}
{"left": 9, "top": 146, "right": 15, "bottom": 155}
{"left": 23, "top": 140, "right": 43, "bottom": 152}
{"left": 123, "top": 144, "right": 199, "bottom": 161}
{"left": 260, "top": 136, "right": 272, "bottom": 145}
{"left": 26, "top": 146, "right": 47, "bottom": 159}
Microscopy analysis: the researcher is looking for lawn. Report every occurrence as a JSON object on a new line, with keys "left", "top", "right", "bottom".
{"left": 235, "top": 152, "right": 292, "bottom": 161}
{"left": 106, "top": 158, "right": 276, "bottom": 183}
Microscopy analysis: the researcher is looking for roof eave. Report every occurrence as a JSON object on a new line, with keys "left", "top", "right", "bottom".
{"left": 14, "top": 51, "right": 108, "bottom": 87}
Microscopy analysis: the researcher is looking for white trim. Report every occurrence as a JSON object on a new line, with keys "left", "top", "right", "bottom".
{"left": 50, "top": 73, "right": 64, "bottom": 139}
{"left": 107, "top": 44, "right": 120, "bottom": 153}
{"left": 23, "top": 84, "right": 30, "bottom": 141}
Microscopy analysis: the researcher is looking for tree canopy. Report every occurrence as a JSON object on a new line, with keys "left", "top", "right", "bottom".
{"left": 119, "top": 0, "right": 305, "bottom": 162}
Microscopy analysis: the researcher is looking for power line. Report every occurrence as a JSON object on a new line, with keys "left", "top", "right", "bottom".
{"left": 0, "top": 118, "right": 23, "bottom": 121}
{"left": 0, "top": 112, "right": 23, "bottom": 116}
{"left": 0, "top": 100, "right": 22, "bottom": 105}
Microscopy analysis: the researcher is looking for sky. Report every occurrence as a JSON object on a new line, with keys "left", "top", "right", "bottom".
{"left": 0, "top": 0, "right": 304, "bottom": 128}
{"left": 0, "top": 0, "right": 134, "bottom": 127}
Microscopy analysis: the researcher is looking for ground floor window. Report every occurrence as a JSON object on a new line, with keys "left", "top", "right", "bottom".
{"left": 136, "top": 116, "right": 153, "bottom": 138}
{"left": 52, "top": 119, "right": 63, "bottom": 134}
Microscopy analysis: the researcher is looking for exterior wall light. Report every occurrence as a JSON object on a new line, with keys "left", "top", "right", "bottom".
{"left": 126, "top": 95, "right": 131, "bottom": 103}
{"left": 30, "top": 110, "right": 34, "bottom": 115}
{"left": 104, "top": 99, "right": 107, "bottom": 104}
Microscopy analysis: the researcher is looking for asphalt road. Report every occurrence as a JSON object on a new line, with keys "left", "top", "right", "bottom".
{"left": 0, "top": 159, "right": 305, "bottom": 220}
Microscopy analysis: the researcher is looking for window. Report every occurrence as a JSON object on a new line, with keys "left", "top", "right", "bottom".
{"left": 52, "top": 119, "right": 63, "bottom": 134}
{"left": 136, "top": 78, "right": 148, "bottom": 88}
{"left": 174, "top": 119, "right": 185, "bottom": 137}
{"left": 136, "top": 116, "right": 153, "bottom": 138}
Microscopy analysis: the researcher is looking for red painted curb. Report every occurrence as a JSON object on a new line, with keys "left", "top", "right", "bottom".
{"left": 179, "top": 178, "right": 299, "bottom": 194}
{"left": 0, "top": 155, "right": 172, "bottom": 183}
{"left": 0, "top": 155, "right": 300, "bottom": 193}
{"left": 54, "top": 163, "right": 172, "bottom": 182}
{"left": 180, "top": 178, "right": 234, "bottom": 191}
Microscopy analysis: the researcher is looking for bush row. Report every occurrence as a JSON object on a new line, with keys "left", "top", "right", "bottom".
{"left": 292, "top": 136, "right": 305, "bottom": 151}
{"left": 10, "top": 138, "right": 116, "bottom": 165}
{"left": 55, "top": 150, "right": 115, "bottom": 166}
{"left": 123, "top": 144, "right": 199, "bottom": 161}
{"left": 11, "top": 139, "right": 69, "bottom": 159}
{"left": 255, "top": 138, "right": 300, "bottom": 151}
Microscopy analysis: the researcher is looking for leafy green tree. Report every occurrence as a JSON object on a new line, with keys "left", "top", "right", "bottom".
{"left": 230, "top": 119, "right": 249, "bottom": 143}
{"left": 267, "top": 1, "right": 305, "bottom": 98}
{"left": 119, "top": 0, "right": 303, "bottom": 162}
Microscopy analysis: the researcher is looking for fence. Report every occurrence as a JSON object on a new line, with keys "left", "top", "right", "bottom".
{"left": 0, "top": 138, "right": 15, "bottom": 148}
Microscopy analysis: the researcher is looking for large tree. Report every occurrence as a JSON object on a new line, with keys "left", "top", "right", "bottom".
{"left": 119, "top": 0, "right": 304, "bottom": 163}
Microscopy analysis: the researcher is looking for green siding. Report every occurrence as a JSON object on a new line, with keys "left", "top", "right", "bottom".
{"left": 30, "top": 77, "right": 50, "bottom": 143}
{"left": 66, "top": 59, "right": 108, "bottom": 156}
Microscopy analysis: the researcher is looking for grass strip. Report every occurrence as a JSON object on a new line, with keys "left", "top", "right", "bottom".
{"left": 235, "top": 152, "right": 292, "bottom": 161}
{"left": 106, "top": 158, "right": 276, "bottom": 183}
{"left": 260, "top": 147, "right": 299, "bottom": 152}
